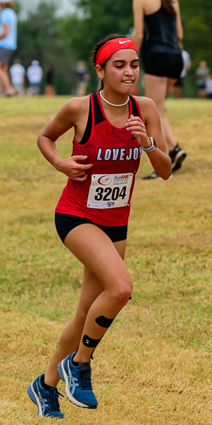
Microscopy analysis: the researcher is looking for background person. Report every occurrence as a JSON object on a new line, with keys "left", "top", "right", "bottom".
{"left": 172, "top": 45, "right": 191, "bottom": 99}
{"left": 76, "top": 60, "right": 90, "bottom": 96}
{"left": 27, "top": 34, "right": 171, "bottom": 418}
{"left": 26, "top": 60, "right": 43, "bottom": 95}
{"left": 133, "top": 0, "right": 187, "bottom": 179}
{"left": 195, "top": 60, "right": 210, "bottom": 99}
{"left": 45, "top": 64, "right": 55, "bottom": 97}
{"left": 0, "top": 0, "right": 17, "bottom": 96}
{"left": 205, "top": 74, "right": 212, "bottom": 99}
{"left": 9, "top": 58, "right": 25, "bottom": 95}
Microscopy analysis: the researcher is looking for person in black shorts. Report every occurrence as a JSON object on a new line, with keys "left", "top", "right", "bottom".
{"left": 133, "top": 0, "right": 187, "bottom": 179}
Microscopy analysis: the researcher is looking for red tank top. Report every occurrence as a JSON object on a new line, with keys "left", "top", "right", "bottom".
{"left": 55, "top": 92, "right": 142, "bottom": 226}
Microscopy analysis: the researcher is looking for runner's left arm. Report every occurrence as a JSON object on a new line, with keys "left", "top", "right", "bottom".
{"left": 125, "top": 98, "right": 172, "bottom": 180}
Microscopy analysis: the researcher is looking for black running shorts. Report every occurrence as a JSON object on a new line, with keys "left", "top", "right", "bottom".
{"left": 142, "top": 52, "right": 183, "bottom": 79}
{"left": 55, "top": 212, "right": 128, "bottom": 244}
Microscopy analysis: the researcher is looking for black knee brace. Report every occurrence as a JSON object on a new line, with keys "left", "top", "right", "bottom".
{"left": 95, "top": 315, "right": 114, "bottom": 328}
{"left": 83, "top": 335, "right": 101, "bottom": 348}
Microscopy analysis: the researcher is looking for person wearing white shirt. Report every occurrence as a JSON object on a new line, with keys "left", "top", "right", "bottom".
{"left": 9, "top": 58, "right": 25, "bottom": 95}
{"left": 205, "top": 74, "right": 212, "bottom": 99}
{"left": 26, "top": 60, "right": 43, "bottom": 95}
{"left": 172, "top": 47, "right": 191, "bottom": 99}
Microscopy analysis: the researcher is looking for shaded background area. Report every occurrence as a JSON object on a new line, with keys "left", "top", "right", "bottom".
{"left": 4, "top": 0, "right": 212, "bottom": 95}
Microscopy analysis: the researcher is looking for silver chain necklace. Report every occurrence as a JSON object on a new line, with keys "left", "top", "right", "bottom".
{"left": 100, "top": 90, "right": 129, "bottom": 107}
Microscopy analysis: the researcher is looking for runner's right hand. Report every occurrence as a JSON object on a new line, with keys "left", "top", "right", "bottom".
{"left": 56, "top": 155, "right": 93, "bottom": 181}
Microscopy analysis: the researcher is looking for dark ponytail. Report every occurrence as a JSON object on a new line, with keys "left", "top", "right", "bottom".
{"left": 162, "top": 0, "right": 176, "bottom": 17}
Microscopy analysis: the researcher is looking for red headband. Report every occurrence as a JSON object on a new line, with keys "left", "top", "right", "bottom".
{"left": 95, "top": 38, "right": 139, "bottom": 66}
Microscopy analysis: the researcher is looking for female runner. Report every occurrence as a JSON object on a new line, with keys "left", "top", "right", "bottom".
{"left": 27, "top": 34, "right": 172, "bottom": 418}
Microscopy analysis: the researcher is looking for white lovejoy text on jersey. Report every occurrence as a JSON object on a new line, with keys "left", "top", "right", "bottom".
{"left": 96, "top": 147, "right": 142, "bottom": 162}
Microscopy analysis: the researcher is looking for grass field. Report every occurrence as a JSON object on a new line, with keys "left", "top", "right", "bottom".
{"left": 0, "top": 96, "right": 212, "bottom": 425}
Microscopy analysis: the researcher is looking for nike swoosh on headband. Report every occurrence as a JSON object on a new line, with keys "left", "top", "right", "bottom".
{"left": 95, "top": 39, "right": 138, "bottom": 65}
{"left": 119, "top": 40, "right": 131, "bottom": 44}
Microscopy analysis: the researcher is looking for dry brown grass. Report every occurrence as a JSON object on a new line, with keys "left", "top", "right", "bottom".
{"left": 0, "top": 97, "right": 212, "bottom": 424}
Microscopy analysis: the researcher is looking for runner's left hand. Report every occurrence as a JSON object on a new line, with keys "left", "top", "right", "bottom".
{"left": 125, "top": 115, "right": 150, "bottom": 148}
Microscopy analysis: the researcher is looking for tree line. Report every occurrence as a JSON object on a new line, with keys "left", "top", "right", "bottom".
{"left": 14, "top": 0, "right": 212, "bottom": 96}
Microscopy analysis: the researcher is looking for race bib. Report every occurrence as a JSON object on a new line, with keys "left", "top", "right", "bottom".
{"left": 87, "top": 173, "right": 133, "bottom": 209}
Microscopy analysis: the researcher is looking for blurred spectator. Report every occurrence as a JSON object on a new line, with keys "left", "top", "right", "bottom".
{"left": 9, "top": 58, "right": 25, "bottom": 95}
{"left": 0, "top": 0, "right": 17, "bottom": 96}
{"left": 26, "top": 60, "right": 43, "bottom": 95}
{"left": 195, "top": 60, "right": 210, "bottom": 99}
{"left": 172, "top": 47, "right": 191, "bottom": 99}
{"left": 76, "top": 61, "right": 90, "bottom": 96}
{"left": 205, "top": 74, "right": 212, "bottom": 99}
{"left": 45, "top": 64, "right": 55, "bottom": 97}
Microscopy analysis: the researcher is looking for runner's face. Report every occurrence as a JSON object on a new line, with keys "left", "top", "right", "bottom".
{"left": 103, "top": 49, "right": 140, "bottom": 94}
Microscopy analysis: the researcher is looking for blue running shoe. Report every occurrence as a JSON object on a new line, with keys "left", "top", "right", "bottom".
{"left": 27, "top": 374, "right": 64, "bottom": 418}
{"left": 57, "top": 352, "right": 98, "bottom": 409}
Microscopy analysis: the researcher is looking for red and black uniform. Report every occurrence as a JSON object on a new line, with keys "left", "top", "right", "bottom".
{"left": 55, "top": 93, "right": 142, "bottom": 242}
{"left": 56, "top": 92, "right": 142, "bottom": 228}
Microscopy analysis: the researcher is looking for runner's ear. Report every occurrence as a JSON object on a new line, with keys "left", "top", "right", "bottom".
{"left": 95, "top": 65, "right": 105, "bottom": 80}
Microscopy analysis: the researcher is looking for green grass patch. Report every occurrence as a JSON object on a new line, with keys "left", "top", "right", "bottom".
{"left": 0, "top": 96, "right": 212, "bottom": 424}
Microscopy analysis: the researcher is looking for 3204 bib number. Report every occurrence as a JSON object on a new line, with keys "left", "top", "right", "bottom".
{"left": 94, "top": 186, "right": 127, "bottom": 201}
{"left": 87, "top": 173, "right": 133, "bottom": 209}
